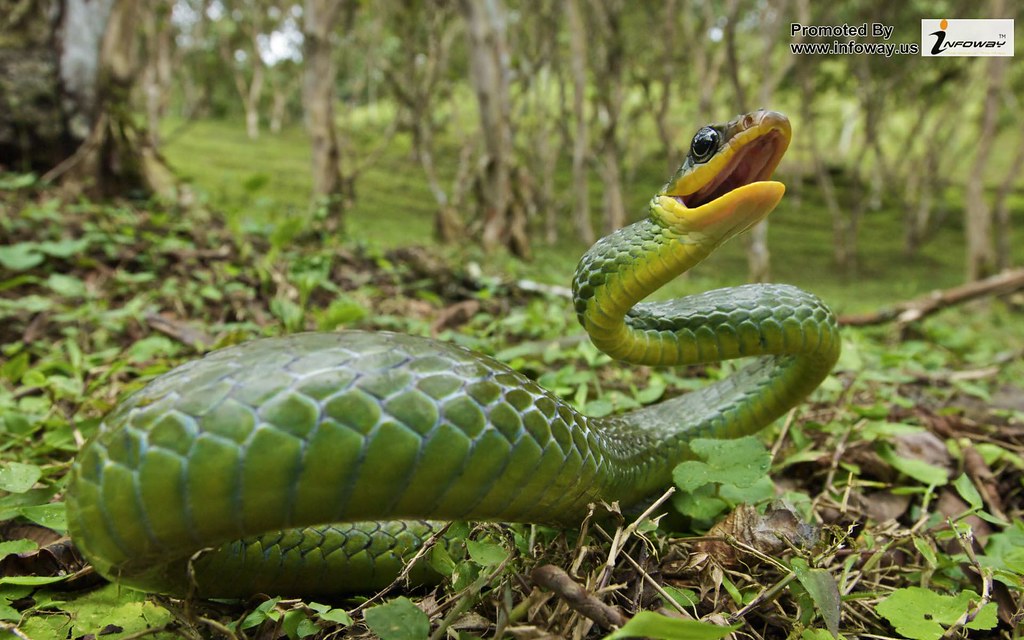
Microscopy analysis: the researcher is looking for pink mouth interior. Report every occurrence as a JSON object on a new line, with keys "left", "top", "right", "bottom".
{"left": 677, "top": 131, "right": 784, "bottom": 208}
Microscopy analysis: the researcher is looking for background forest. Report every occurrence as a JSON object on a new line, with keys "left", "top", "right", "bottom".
{"left": 1, "top": 0, "right": 1023, "bottom": 638}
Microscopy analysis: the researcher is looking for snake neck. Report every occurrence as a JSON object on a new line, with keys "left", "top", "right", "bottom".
{"left": 573, "top": 214, "right": 715, "bottom": 365}
{"left": 572, "top": 213, "right": 841, "bottom": 505}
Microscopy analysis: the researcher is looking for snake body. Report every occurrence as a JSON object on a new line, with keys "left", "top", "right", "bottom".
{"left": 66, "top": 111, "right": 840, "bottom": 597}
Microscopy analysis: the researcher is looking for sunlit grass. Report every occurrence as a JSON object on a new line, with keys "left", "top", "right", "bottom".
{"left": 161, "top": 110, "right": 1022, "bottom": 314}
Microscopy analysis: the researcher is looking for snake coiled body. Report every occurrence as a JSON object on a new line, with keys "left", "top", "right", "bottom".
{"left": 66, "top": 111, "right": 841, "bottom": 597}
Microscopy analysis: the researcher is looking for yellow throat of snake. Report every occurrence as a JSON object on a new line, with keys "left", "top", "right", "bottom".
{"left": 654, "top": 109, "right": 792, "bottom": 243}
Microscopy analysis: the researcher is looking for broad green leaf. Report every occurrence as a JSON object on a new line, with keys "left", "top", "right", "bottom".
{"left": 604, "top": 611, "right": 740, "bottom": 639}
{"left": 46, "top": 273, "right": 87, "bottom": 297}
{"left": 0, "top": 173, "right": 36, "bottom": 190}
{"left": 0, "top": 539, "right": 37, "bottom": 560}
{"left": 672, "top": 437, "right": 772, "bottom": 492}
{"left": 671, "top": 486, "right": 728, "bottom": 521}
{"left": 0, "top": 462, "right": 42, "bottom": 493}
{"left": 0, "top": 243, "right": 44, "bottom": 270}
{"left": 1, "top": 351, "right": 29, "bottom": 382}
{"left": 875, "top": 587, "right": 998, "bottom": 640}
{"left": 661, "top": 586, "right": 698, "bottom": 608}
{"left": 22, "top": 583, "right": 172, "bottom": 636}
{"left": 37, "top": 238, "right": 89, "bottom": 257}
{"left": 429, "top": 544, "right": 457, "bottom": 577}
{"left": 466, "top": 539, "right": 508, "bottom": 567}
{"left": 282, "top": 609, "right": 318, "bottom": 639}
{"left": 240, "top": 597, "right": 281, "bottom": 629}
{"left": 0, "top": 602, "right": 18, "bottom": 621}
{"left": 307, "top": 602, "right": 352, "bottom": 625}
{"left": 364, "top": 597, "right": 429, "bottom": 640}
{"left": 790, "top": 558, "right": 841, "bottom": 638}
{"left": 876, "top": 444, "right": 948, "bottom": 487}
{"left": 17, "top": 502, "right": 67, "bottom": 533}
{"left": 318, "top": 607, "right": 353, "bottom": 624}
{"left": 718, "top": 475, "right": 775, "bottom": 505}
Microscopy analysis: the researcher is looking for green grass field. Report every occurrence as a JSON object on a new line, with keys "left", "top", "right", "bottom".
{"left": 161, "top": 115, "right": 1023, "bottom": 314}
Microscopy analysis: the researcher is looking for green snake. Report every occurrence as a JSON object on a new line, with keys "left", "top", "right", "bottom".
{"left": 66, "top": 110, "right": 840, "bottom": 598}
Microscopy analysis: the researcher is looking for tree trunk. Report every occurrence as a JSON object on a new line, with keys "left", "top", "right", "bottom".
{"left": 565, "top": 0, "right": 594, "bottom": 245}
{"left": 965, "top": 53, "right": 1006, "bottom": 280}
{"left": 458, "top": 0, "right": 528, "bottom": 258}
{"left": 381, "top": 0, "right": 462, "bottom": 243}
{"left": 302, "top": 0, "right": 345, "bottom": 230}
{"left": 591, "top": 0, "right": 626, "bottom": 234}
{"left": 0, "top": 0, "right": 174, "bottom": 196}
{"left": 993, "top": 126, "right": 1024, "bottom": 270}
{"left": 142, "top": 0, "right": 173, "bottom": 147}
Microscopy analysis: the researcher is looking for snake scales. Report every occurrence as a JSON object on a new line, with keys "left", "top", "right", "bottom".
{"left": 66, "top": 110, "right": 840, "bottom": 597}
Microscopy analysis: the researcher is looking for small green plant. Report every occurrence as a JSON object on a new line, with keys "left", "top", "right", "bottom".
{"left": 874, "top": 587, "right": 998, "bottom": 640}
{"left": 671, "top": 436, "right": 776, "bottom": 523}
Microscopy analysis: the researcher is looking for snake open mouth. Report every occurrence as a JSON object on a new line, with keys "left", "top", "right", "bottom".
{"left": 677, "top": 130, "right": 787, "bottom": 209}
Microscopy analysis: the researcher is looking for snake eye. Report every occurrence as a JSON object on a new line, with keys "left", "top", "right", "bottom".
{"left": 689, "top": 127, "right": 719, "bottom": 163}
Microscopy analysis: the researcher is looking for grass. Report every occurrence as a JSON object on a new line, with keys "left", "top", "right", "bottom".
{"left": 161, "top": 113, "right": 1023, "bottom": 315}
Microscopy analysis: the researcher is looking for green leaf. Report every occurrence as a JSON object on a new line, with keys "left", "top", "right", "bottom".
{"left": 952, "top": 473, "right": 983, "bottom": 510}
{"left": 603, "top": 611, "right": 740, "bottom": 639}
{"left": 0, "top": 602, "right": 19, "bottom": 621}
{"left": 875, "top": 587, "right": 998, "bottom": 640}
{"left": 318, "top": 607, "right": 353, "bottom": 625}
{"left": 466, "top": 539, "right": 508, "bottom": 567}
{"left": 364, "top": 597, "right": 429, "bottom": 640}
{"left": 23, "top": 583, "right": 172, "bottom": 636}
{"left": 0, "top": 243, "right": 44, "bottom": 270}
{"left": 46, "top": 273, "right": 87, "bottom": 297}
{"left": 671, "top": 485, "right": 728, "bottom": 521}
{"left": 0, "top": 539, "right": 37, "bottom": 560}
{"left": 661, "top": 586, "right": 698, "bottom": 608}
{"left": 790, "top": 559, "right": 840, "bottom": 638}
{"left": 1, "top": 351, "right": 29, "bottom": 383}
{"left": 429, "top": 544, "right": 457, "bottom": 577}
{"left": 17, "top": 503, "right": 67, "bottom": 533}
{"left": 876, "top": 444, "right": 948, "bottom": 487}
{"left": 0, "top": 463, "right": 42, "bottom": 493}
{"left": 240, "top": 597, "right": 281, "bottom": 629}
{"left": 37, "top": 238, "right": 89, "bottom": 258}
{"left": 912, "top": 537, "right": 937, "bottom": 568}
{"left": 0, "top": 575, "right": 69, "bottom": 586}
{"left": 673, "top": 437, "right": 771, "bottom": 493}
{"left": 0, "top": 172, "right": 36, "bottom": 190}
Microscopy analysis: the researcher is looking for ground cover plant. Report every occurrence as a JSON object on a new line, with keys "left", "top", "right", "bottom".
{"left": 1, "top": 172, "right": 1022, "bottom": 639}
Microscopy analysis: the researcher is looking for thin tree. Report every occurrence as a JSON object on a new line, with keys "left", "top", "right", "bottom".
{"left": 564, "top": 0, "right": 595, "bottom": 245}
{"left": 381, "top": 0, "right": 465, "bottom": 242}
{"left": 964, "top": 24, "right": 1007, "bottom": 279}
{"left": 302, "top": 0, "right": 346, "bottom": 230}
{"left": 458, "top": 0, "right": 530, "bottom": 258}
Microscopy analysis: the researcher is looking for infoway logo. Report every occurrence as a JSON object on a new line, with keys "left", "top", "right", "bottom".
{"left": 921, "top": 18, "right": 1014, "bottom": 57}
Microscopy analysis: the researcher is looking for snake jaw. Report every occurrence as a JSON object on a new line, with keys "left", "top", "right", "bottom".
{"left": 654, "top": 182, "right": 785, "bottom": 242}
{"left": 654, "top": 110, "right": 791, "bottom": 240}
{"left": 676, "top": 128, "right": 789, "bottom": 209}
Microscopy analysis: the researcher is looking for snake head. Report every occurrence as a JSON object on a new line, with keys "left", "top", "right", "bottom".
{"left": 652, "top": 110, "right": 791, "bottom": 243}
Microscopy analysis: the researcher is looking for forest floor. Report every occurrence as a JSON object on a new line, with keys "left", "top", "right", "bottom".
{"left": 1, "top": 142, "right": 1023, "bottom": 639}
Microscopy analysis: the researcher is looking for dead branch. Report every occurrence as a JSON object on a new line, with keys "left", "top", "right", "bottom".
{"left": 531, "top": 564, "right": 626, "bottom": 629}
{"left": 145, "top": 313, "right": 214, "bottom": 350}
{"left": 838, "top": 268, "right": 1024, "bottom": 327}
